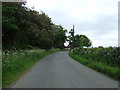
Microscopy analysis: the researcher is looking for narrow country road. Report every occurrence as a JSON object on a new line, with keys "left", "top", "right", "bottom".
{"left": 10, "top": 51, "right": 118, "bottom": 88}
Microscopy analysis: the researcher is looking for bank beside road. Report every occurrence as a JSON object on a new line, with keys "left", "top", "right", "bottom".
{"left": 69, "top": 49, "right": 120, "bottom": 81}
{"left": 2, "top": 49, "right": 60, "bottom": 87}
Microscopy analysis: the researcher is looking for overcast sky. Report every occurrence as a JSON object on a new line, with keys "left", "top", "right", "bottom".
{"left": 26, "top": 0, "right": 119, "bottom": 47}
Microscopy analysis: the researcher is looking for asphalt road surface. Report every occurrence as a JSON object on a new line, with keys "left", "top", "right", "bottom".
{"left": 10, "top": 51, "right": 118, "bottom": 88}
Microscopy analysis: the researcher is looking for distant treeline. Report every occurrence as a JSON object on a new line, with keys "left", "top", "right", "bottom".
{"left": 2, "top": 2, "right": 67, "bottom": 50}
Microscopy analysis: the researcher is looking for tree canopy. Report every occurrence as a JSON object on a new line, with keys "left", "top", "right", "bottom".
{"left": 70, "top": 34, "right": 92, "bottom": 48}
{"left": 2, "top": 2, "right": 67, "bottom": 50}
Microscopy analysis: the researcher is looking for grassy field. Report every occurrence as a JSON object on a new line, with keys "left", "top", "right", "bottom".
{"left": 2, "top": 49, "right": 60, "bottom": 87}
{"left": 69, "top": 51, "right": 120, "bottom": 81}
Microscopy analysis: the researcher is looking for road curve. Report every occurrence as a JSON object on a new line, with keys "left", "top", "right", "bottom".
{"left": 10, "top": 51, "right": 118, "bottom": 88}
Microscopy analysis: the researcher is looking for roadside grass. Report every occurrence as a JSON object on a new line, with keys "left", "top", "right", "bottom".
{"left": 69, "top": 51, "right": 120, "bottom": 81}
{"left": 2, "top": 49, "right": 60, "bottom": 87}
{"left": 0, "top": 50, "right": 2, "bottom": 89}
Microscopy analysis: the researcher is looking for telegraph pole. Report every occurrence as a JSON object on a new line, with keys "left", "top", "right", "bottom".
{"left": 72, "top": 25, "right": 75, "bottom": 49}
{"left": 73, "top": 25, "right": 75, "bottom": 36}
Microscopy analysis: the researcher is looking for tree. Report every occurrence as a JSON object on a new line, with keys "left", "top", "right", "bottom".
{"left": 51, "top": 25, "right": 67, "bottom": 49}
{"left": 2, "top": 2, "right": 25, "bottom": 49}
{"left": 69, "top": 25, "right": 75, "bottom": 49}
{"left": 73, "top": 34, "right": 92, "bottom": 48}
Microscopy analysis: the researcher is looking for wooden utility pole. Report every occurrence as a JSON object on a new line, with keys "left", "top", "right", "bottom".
{"left": 72, "top": 25, "right": 75, "bottom": 49}
{"left": 72, "top": 25, "right": 75, "bottom": 36}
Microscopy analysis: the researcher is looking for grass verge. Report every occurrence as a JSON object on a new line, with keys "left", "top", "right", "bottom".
{"left": 69, "top": 51, "right": 120, "bottom": 81}
{"left": 2, "top": 49, "right": 60, "bottom": 87}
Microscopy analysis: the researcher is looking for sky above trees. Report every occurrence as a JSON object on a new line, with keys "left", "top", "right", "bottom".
{"left": 25, "top": 0, "right": 119, "bottom": 47}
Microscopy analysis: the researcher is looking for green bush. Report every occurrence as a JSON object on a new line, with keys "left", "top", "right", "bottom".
{"left": 73, "top": 47, "right": 120, "bottom": 67}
